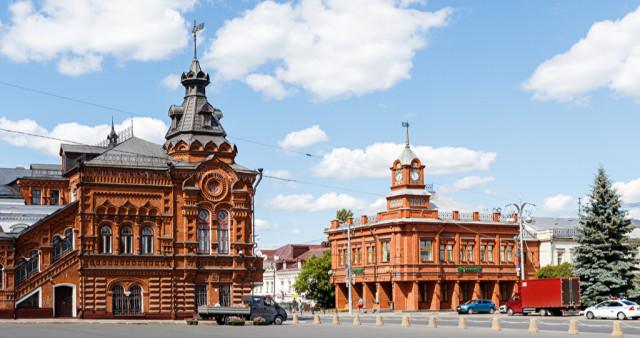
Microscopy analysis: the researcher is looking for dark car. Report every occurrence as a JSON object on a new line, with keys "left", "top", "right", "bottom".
{"left": 457, "top": 299, "right": 497, "bottom": 314}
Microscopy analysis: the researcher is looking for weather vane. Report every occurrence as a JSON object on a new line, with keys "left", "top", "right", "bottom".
{"left": 192, "top": 20, "right": 205, "bottom": 59}
{"left": 402, "top": 121, "right": 410, "bottom": 147}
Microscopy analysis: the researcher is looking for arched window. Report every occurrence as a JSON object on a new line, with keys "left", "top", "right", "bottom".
{"left": 62, "top": 229, "right": 73, "bottom": 254}
{"left": 129, "top": 285, "right": 142, "bottom": 314}
{"left": 100, "top": 226, "right": 112, "bottom": 253}
{"left": 27, "top": 251, "right": 39, "bottom": 277}
{"left": 112, "top": 284, "right": 142, "bottom": 315}
{"left": 197, "top": 210, "right": 210, "bottom": 254}
{"left": 15, "top": 258, "right": 26, "bottom": 285}
{"left": 112, "top": 285, "right": 125, "bottom": 315}
{"left": 217, "top": 210, "right": 229, "bottom": 254}
{"left": 51, "top": 236, "right": 62, "bottom": 263}
{"left": 120, "top": 227, "right": 133, "bottom": 254}
{"left": 141, "top": 227, "right": 153, "bottom": 254}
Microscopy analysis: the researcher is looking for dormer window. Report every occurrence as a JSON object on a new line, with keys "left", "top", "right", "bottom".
{"left": 203, "top": 114, "right": 212, "bottom": 128}
{"left": 412, "top": 162, "right": 418, "bottom": 168}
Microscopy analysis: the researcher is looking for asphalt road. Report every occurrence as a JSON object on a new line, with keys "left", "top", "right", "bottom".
{"left": 0, "top": 313, "right": 639, "bottom": 338}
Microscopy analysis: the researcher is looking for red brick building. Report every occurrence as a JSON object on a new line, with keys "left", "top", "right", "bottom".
{"left": 325, "top": 140, "right": 539, "bottom": 311}
{"left": 0, "top": 54, "right": 262, "bottom": 319}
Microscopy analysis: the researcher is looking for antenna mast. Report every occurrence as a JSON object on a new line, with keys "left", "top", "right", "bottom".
{"left": 402, "top": 121, "right": 410, "bottom": 148}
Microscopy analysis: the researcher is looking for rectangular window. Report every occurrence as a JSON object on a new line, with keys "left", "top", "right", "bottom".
{"left": 459, "top": 283, "right": 468, "bottom": 302}
{"left": 441, "top": 283, "right": 448, "bottom": 302}
{"left": 439, "top": 244, "right": 445, "bottom": 261}
{"left": 382, "top": 242, "right": 390, "bottom": 262}
{"left": 50, "top": 190, "right": 60, "bottom": 205}
{"left": 480, "top": 245, "right": 486, "bottom": 262}
{"left": 367, "top": 247, "right": 372, "bottom": 264}
{"left": 420, "top": 240, "right": 432, "bottom": 262}
{"left": 352, "top": 248, "right": 356, "bottom": 264}
{"left": 500, "top": 245, "right": 505, "bottom": 262}
{"left": 487, "top": 245, "right": 493, "bottom": 262}
{"left": 195, "top": 285, "right": 207, "bottom": 310}
{"left": 467, "top": 245, "right": 473, "bottom": 262}
{"left": 557, "top": 250, "right": 564, "bottom": 265}
{"left": 32, "top": 190, "right": 41, "bottom": 205}
{"left": 420, "top": 283, "right": 428, "bottom": 303}
{"left": 460, "top": 245, "right": 466, "bottom": 262}
{"left": 500, "top": 283, "right": 507, "bottom": 301}
{"left": 357, "top": 248, "right": 362, "bottom": 264}
{"left": 507, "top": 246, "right": 513, "bottom": 262}
{"left": 447, "top": 244, "right": 453, "bottom": 262}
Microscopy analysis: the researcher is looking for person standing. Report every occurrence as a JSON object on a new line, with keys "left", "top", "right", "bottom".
{"left": 357, "top": 298, "right": 363, "bottom": 313}
{"left": 298, "top": 299, "right": 303, "bottom": 314}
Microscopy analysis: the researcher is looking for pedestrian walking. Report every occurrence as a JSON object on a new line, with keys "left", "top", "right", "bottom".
{"left": 298, "top": 299, "right": 303, "bottom": 314}
{"left": 357, "top": 298, "right": 363, "bottom": 313}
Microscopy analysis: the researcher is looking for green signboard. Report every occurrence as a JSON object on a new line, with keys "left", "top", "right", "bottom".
{"left": 352, "top": 269, "right": 364, "bottom": 275}
{"left": 458, "top": 266, "right": 482, "bottom": 272}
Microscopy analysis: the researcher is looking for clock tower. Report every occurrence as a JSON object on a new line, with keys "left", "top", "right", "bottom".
{"left": 387, "top": 131, "right": 430, "bottom": 210}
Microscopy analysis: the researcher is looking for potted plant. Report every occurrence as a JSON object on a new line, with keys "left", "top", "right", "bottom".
{"left": 226, "top": 316, "right": 246, "bottom": 326}
{"left": 186, "top": 316, "right": 199, "bottom": 325}
{"left": 252, "top": 315, "right": 270, "bottom": 325}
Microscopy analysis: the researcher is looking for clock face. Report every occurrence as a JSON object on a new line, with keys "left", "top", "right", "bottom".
{"left": 395, "top": 170, "right": 403, "bottom": 183}
{"left": 198, "top": 210, "right": 209, "bottom": 220}
{"left": 411, "top": 170, "right": 419, "bottom": 181}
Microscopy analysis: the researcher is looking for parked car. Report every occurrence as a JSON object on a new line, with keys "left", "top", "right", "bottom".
{"left": 499, "top": 305, "right": 507, "bottom": 313}
{"left": 457, "top": 299, "right": 497, "bottom": 314}
{"left": 584, "top": 299, "right": 640, "bottom": 320}
{"left": 198, "top": 295, "right": 288, "bottom": 325}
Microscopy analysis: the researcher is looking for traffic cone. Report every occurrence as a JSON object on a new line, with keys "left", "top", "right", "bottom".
{"left": 612, "top": 321, "right": 624, "bottom": 337}
{"left": 375, "top": 315, "right": 383, "bottom": 326}
{"left": 458, "top": 317, "right": 467, "bottom": 329}
{"left": 293, "top": 314, "right": 299, "bottom": 324}
{"left": 401, "top": 315, "right": 410, "bottom": 327}
{"left": 353, "top": 314, "right": 361, "bottom": 325}
{"left": 528, "top": 318, "right": 539, "bottom": 333}
{"left": 568, "top": 319, "right": 579, "bottom": 335}
{"left": 491, "top": 317, "right": 501, "bottom": 331}
{"left": 313, "top": 314, "right": 321, "bottom": 324}
{"left": 428, "top": 316, "right": 437, "bottom": 328}
{"left": 332, "top": 314, "right": 340, "bottom": 325}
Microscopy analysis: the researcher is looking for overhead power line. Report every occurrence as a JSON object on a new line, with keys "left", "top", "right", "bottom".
{"left": 0, "top": 79, "right": 514, "bottom": 203}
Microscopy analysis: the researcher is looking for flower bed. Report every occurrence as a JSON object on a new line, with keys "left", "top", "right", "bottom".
{"left": 185, "top": 319, "right": 199, "bottom": 325}
{"left": 252, "top": 316, "right": 270, "bottom": 325}
{"left": 226, "top": 316, "right": 246, "bottom": 326}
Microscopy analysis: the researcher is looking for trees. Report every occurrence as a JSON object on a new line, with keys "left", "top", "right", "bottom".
{"left": 336, "top": 209, "right": 353, "bottom": 222}
{"left": 535, "top": 262, "right": 573, "bottom": 279}
{"left": 573, "top": 166, "right": 638, "bottom": 306}
{"left": 293, "top": 250, "right": 335, "bottom": 309}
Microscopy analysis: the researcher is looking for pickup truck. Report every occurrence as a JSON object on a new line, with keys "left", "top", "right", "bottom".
{"left": 198, "top": 295, "right": 288, "bottom": 325}
{"left": 506, "top": 277, "right": 580, "bottom": 316}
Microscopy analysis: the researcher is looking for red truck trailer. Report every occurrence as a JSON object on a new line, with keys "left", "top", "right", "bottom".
{"left": 506, "top": 277, "right": 580, "bottom": 316}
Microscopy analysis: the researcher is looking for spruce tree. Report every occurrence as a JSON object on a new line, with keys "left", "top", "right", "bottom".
{"left": 573, "top": 166, "right": 638, "bottom": 306}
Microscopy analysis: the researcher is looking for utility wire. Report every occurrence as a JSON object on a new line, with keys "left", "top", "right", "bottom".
{"left": 0, "top": 79, "right": 514, "bottom": 203}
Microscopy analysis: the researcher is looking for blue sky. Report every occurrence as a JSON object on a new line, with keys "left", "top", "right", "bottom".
{"left": 2, "top": 0, "right": 640, "bottom": 250}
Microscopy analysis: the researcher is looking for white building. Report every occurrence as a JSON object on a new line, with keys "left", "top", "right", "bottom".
{"left": 254, "top": 244, "right": 329, "bottom": 305}
{"left": 525, "top": 217, "right": 640, "bottom": 268}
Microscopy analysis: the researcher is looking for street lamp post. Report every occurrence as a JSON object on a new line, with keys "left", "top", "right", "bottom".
{"left": 347, "top": 220, "right": 353, "bottom": 316}
{"left": 507, "top": 197, "right": 535, "bottom": 281}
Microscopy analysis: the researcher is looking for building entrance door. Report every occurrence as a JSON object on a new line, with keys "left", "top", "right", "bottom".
{"left": 54, "top": 286, "right": 73, "bottom": 317}
{"left": 219, "top": 285, "right": 231, "bottom": 307}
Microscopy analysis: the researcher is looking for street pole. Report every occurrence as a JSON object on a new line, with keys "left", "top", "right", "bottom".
{"left": 507, "top": 197, "right": 535, "bottom": 281}
{"left": 347, "top": 221, "right": 353, "bottom": 316}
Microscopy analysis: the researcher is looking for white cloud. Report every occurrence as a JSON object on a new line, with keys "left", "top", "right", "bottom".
{"left": 440, "top": 176, "right": 495, "bottom": 193}
{"left": 313, "top": 142, "right": 497, "bottom": 180}
{"left": 613, "top": 177, "right": 640, "bottom": 204}
{"left": 523, "top": 5, "right": 640, "bottom": 103}
{"left": 0, "top": 0, "right": 196, "bottom": 75}
{"left": 203, "top": 0, "right": 452, "bottom": 100}
{"left": 161, "top": 73, "right": 182, "bottom": 91}
{"left": 245, "top": 73, "right": 291, "bottom": 100}
{"left": 0, "top": 117, "right": 168, "bottom": 156}
{"left": 292, "top": 228, "right": 302, "bottom": 234}
{"left": 255, "top": 218, "right": 275, "bottom": 231}
{"left": 542, "top": 194, "right": 574, "bottom": 213}
{"left": 277, "top": 125, "right": 328, "bottom": 150}
{"left": 263, "top": 192, "right": 368, "bottom": 212}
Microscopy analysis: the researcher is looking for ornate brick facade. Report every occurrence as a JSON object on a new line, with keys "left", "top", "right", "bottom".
{"left": 326, "top": 140, "right": 539, "bottom": 311}
{"left": 0, "top": 55, "right": 263, "bottom": 319}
